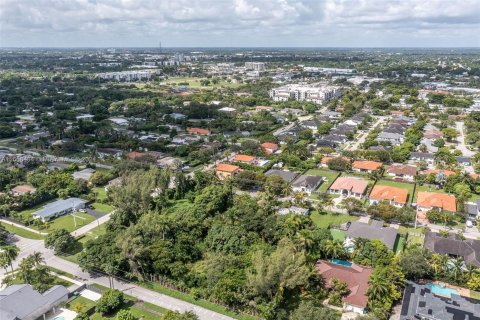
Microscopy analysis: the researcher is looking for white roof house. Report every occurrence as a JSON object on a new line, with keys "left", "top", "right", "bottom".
{"left": 32, "top": 198, "right": 87, "bottom": 222}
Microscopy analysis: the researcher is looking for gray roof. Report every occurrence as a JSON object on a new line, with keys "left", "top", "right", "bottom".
{"left": 0, "top": 284, "right": 68, "bottom": 320}
{"left": 400, "top": 281, "right": 480, "bottom": 320}
{"left": 424, "top": 231, "right": 480, "bottom": 267}
{"left": 378, "top": 131, "right": 404, "bottom": 140}
{"left": 346, "top": 220, "right": 398, "bottom": 250}
{"left": 32, "top": 197, "right": 87, "bottom": 219}
{"left": 291, "top": 175, "right": 324, "bottom": 190}
{"left": 73, "top": 168, "right": 95, "bottom": 180}
{"left": 265, "top": 169, "right": 298, "bottom": 183}
{"left": 411, "top": 152, "right": 435, "bottom": 160}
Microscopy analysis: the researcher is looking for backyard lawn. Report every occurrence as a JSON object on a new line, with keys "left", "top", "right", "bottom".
{"left": 305, "top": 169, "right": 340, "bottom": 192}
{"left": 91, "top": 202, "right": 114, "bottom": 213}
{"left": 330, "top": 229, "right": 346, "bottom": 241}
{"left": 43, "top": 212, "right": 96, "bottom": 232}
{"left": 374, "top": 179, "right": 416, "bottom": 203}
{"left": 310, "top": 211, "right": 359, "bottom": 229}
{"left": 92, "top": 187, "right": 108, "bottom": 201}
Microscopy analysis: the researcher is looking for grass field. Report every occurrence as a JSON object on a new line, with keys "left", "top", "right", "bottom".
{"left": 66, "top": 295, "right": 96, "bottom": 313}
{"left": 61, "top": 224, "right": 107, "bottom": 264}
{"left": 160, "top": 77, "right": 241, "bottom": 89}
{"left": 44, "top": 212, "right": 96, "bottom": 232}
{"left": 310, "top": 211, "right": 359, "bottom": 229}
{"left": 141, "top": 282, "right": 257, "bottom": 320}
{"left": 330, "top": 229, "right": 346, "bottom": 241}
{"left": 92, "top": 187, "right": 108, "bottom": 201}
{"left": 0, "top": 222, "right": 45, "bottom": 239}
{"left": 305, "top": 169, "right": 340, "bottom": 192}
{"left": 91, "top": 202, "right": 114, "bottom": 213}
{"left": 374, "top": 179, "right": 416, "bottom": 203}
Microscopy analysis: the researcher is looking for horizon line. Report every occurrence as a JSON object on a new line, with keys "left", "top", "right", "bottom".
{"left": 1, "top": 46, "right": 480, "bottom": 49}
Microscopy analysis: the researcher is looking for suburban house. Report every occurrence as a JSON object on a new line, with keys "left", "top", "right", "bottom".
{"left": 416, "top": 192, "right": 457, "bottom": 212}
{"left": 423, "top": 128, "right": 443, "bottom": 140}
{"left": 424, "top": 231, "right": 480, "bottom": 267}
{"left": 464, "top": 199, "right": 480, "bottom": 220}
{"left": 321, "top": 156, "right": 350, "bottom": 168}
{"left": 32, "top": 197, "right": 87, "bottom": 222}
{"left": 233, "top": 154, "right": 256, "bottom": 164}
{"left": 421, "top": 168, "right": 456, "bottom": 177}
{"left": 10, "top": 185, "right": 36, "bottom": 196}
{"left": 260, "top": 142, "right": 279, "bottom": 155}
{"left": 315, "top": 260, "right": 372, "bottom": 314}
{"left": 187, "top": 127, "right": 211, "bottom": 135}
{"left": 96, "top": 148, "right": 123, "bottom": 159}
{"left": 73, "top": 168, "right": 96, "bottom": 181}
{"left": 255, "top": 105, "right": 274, "bottom": 112}
{"left": 369, "top": 185, "right": 409, "bottom": 207}
{"left": 127, "top": 151, "right": 145, "bottom": 160}
{"left": 386, "top": 164, "right": 417, "bottom": 181}
{"left": 265, "top": 169, "right": 298, "bottom": 183}
{"left": 329, "top": 177, "right": 368, "bottom": 199}
{"left": 0, "top": 284, "right": 69, "bottom": 320}
{"left": 377, "top": 131, "right": 404, "bottom": 144}
{"left": 344, "top": 220, "right": 399, "bottom": 250}
{"left": 352, "top": 160, "right": 382, "bottom": 173}
{"left": 410, "top": 152, "right": 435, "bottom": 165}
{"left": 400, "top": 281, "right": 480, "bottom": 320}
{"left": 291, "top": 175, "right": 324, "bottom": 194}
{"left": 215, "top": 163, "right": 241, "bottom": 180}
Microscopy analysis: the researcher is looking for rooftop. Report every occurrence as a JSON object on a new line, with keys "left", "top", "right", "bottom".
{"left": 329, "top": 177, "right": 368, "bottom": 194}
{"left": 369, "top": 185, "right": 409, "bottom": 204}
{"left": 315, "top": 260, "right": 372, "bottom": 308}
{"left": 417, "top": 192, "right": 457, "bottom": 212}
{"left": 346, "top": 220, "right": 398, "bottom": 250}
{"left": 352, "top": 160, "right": 383, "bottom": 171}
{"left": 424, "top": 231, "right": 480, "bottom": 267}
{"left": 216, "top": 163, "right": 240, "bottom": 173}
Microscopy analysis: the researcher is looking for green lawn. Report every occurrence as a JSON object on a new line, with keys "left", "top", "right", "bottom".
{"left": 394, "top": 235, "right": 406, "bottom": 253}
{"left": 374, "top": 179, "right": 416, "bottom": 203}
{"left": 160, "top": 77, "right": 241, "bottom": 89}
{"left": 15, "top": 200, "right": 57, "bottom": 221}
{"left": 310, "top": 211, "right": 359, "bottom": 229}
{"left": 61, "top": 225, "right": 107, "bottom": 264}
{"left": 305, "top": 169, "right": 340, "bottom": 192}
{"left": 330, "top": 229, "right": 346, "bottom": 241}
{"left": 66, "top": 295, "right": 96, "bottom": 313}
{"left": 413, "top": 184, "right": 445, "bottom": 202}
{"left": 91, "top": 202, "right": 114, "bottom": 213}
{"left": 140, "top": 282, "right": 257, "bottom": 320}
{"left": 44, "top": 212, "right": 96, "bottom": 232}
{"left": 92, "top": 187, "right": 108, "bottom": 201}
{"left": 0, "top": 222, "right": 45, "bottom": 240}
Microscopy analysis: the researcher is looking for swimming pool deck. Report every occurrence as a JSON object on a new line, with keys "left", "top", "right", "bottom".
{"left": 424, "top": 280, "right": 471, "bottom": 298}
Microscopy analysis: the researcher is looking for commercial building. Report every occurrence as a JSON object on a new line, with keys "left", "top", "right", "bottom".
{"left": 269, "top": 83, "right": 341, "bottom": 104}
{"left": 245, "top": 62, "right": 265, "bottom": 72}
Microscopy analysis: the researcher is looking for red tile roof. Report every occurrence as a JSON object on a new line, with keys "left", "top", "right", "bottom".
{"left": 352, "top": 160, "right": 382, "bottom": 171}
{"left": 421, "top": 169, "right": 456, "bottom": 177}
{"left": 321, "top": 156, "right": 350, "bottom": 165}
{"left": 187, "top": 127, "right": 211, "bottom": 135}
{"left": 260, "top": 142, "right": 278, "bottom": 154}
{"left": 387, "top": 164, "right": 417, "bottom": 177}
{"left": 329, "top": 177, "right": 368, "bottom": 194}
{"left": 234, "top": 154, "right": 256, "bottom": 163}
{"left": 369, "top": 185, "right": 408, "bottom": 204}
{"left": 11, "top": 185, "right": 36, "bottom": 194}
{"left": 316, "top": 260, "right": 372, "bottom": 308}
{"left": 417, "top": 192, "right": 456, "bottom": 212}
{"left": 216, "top": 163, "right": 240, "bottom": 173}
{"left": 127, "top": 151, "right": 145, "bottom": 159}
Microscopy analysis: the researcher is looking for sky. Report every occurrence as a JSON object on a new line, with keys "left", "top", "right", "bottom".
{"left": 1, "top": 0, "right": 479, "bottom": 48}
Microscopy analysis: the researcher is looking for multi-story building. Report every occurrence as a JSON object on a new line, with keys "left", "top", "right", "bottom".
{"left": 245, "top": 62, "right": 266, "bottom": 72}
{"left": 269, "top": 83, "right": 341, "bottom": 104}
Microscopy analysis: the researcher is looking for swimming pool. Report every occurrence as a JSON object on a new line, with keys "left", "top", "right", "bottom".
{"left": 52, "top": 317, "right": 65, "bottom": 320}
{"left": 426, "top": 282, "right": 459, "bottom": 297}
{"left": 330, "top": 259, "right": 352, "bottom": 267}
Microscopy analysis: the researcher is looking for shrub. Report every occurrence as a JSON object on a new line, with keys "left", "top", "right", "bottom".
{"left": 95, "top": 289, "right": 124, "bottom": 314}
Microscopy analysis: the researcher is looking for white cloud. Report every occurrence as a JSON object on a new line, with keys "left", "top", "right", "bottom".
{"left": 0, "top": 0, "right": 479, "bottom": 47}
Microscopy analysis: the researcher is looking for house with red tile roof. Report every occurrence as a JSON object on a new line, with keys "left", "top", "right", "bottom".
{"left": 127, "top": 151, "right": 145, "bottom": 160}
{"left": 417, "top": 192, "right": 456, "bottom": 212}
{"left": 316, "top": 260, "right": 372, "bottom": 314}
{"left": 260, "top": 142, "right": 279, "bottom": 155}
{"left": 421, "top": 169, "right": 456, "bottom": 177}
{"left": 369, "top": 185, "right": 409, "bottom": 207}
{"left": 233, "top": 154, "right": 256, "bottom": 164}
{"left": 321, "top": 156, "right": 350, "bottom": 167}
{"left": 352, "top": 160, "right": 382, "bottom": 173}
{"left": 11, "top": 185, "right": 37, "bottom": 196}
{"left": 329, "top": 177, "right": 368, "bottom": 199}
{"left": 187, "top": 127, "right": 211, "bottom": 135}
{"left": 215, "top": 163, "right": 241, "bottom": 180}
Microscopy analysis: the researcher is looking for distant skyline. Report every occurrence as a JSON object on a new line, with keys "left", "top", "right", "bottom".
{"left": 1, "top": 0, "right": 479, "bottom": 48}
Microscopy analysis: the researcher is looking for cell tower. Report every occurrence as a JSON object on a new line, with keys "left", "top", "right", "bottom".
{"left": 159, "top": 40, "right": 162, "bottom": 53}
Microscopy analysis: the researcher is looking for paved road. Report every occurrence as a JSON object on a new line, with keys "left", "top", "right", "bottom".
{"left": 345, "top": 116, "right": 386, "bottom": 151}
{"left": 455, "top": 121, "right": 474, "bottom": 157}
{"left": 2, "top": 235, "right": 235, "bottom": 320}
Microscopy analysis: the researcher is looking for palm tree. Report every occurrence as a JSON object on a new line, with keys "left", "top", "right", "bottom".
{"left": 30, "top": 251, "right": 44, "bottom": 267}
{"left": 324, "top": 240, "right": 345, "bottom": 259}
{"left": 449, "top": 257, "right": 465, "bottom": 282}
{"left": 0, "top": 246, "right": 19, "bottom": 276}
{"left": 294, "top": 229, "right": 313, "bottom": 253}
{"left": 367, "top": 276, "right": 390, "bottom": 302}
{"left": 284, "top": 214, "right": 305, "bottom": 237}
{"left": 293, "top": 191, "right": 306, "bottom": 205}
{"left": 430, "top": 254, "right": 443, "bottom": 276}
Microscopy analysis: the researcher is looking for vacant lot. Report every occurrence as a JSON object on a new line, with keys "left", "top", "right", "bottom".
{"left": 310, "top": 211, "right": 359, "bottom": 229}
